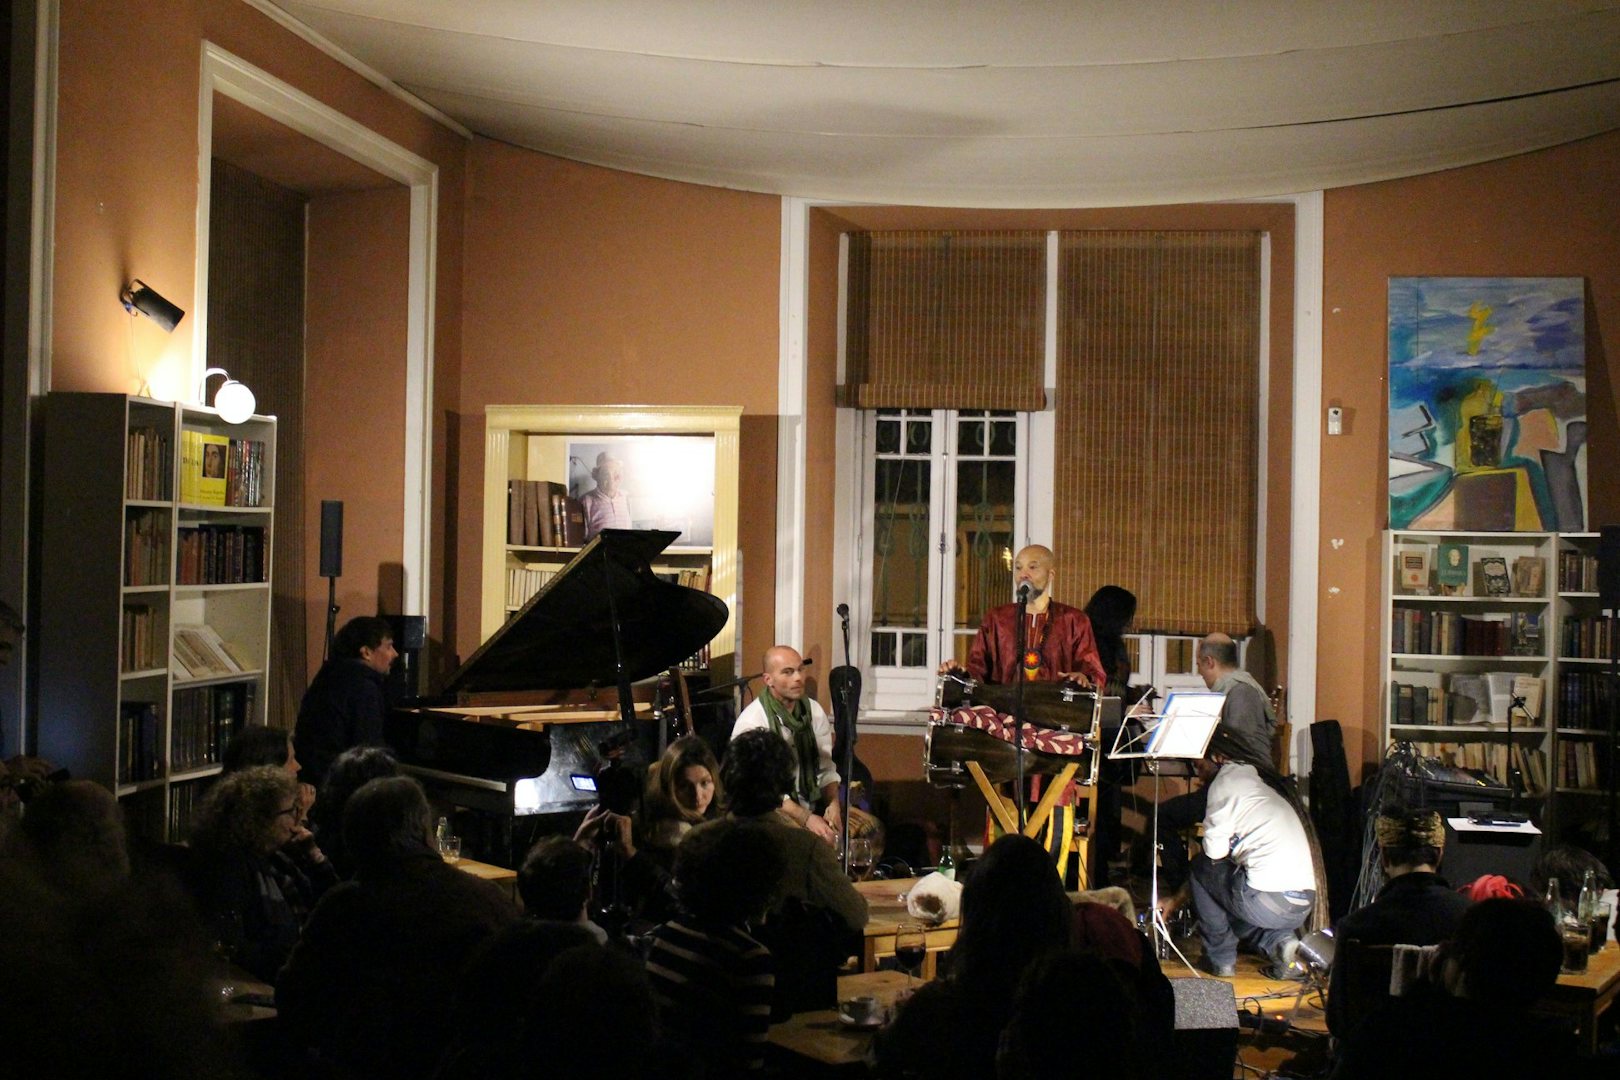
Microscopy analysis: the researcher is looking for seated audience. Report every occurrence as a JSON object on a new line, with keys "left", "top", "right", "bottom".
{"left": 311, "top": 744, "right": 400, "bottom": 877}
{"left": 1327, "top": 807, "right": 1472, "bottom": 1037}
{"left": 1455, "top": 873, "right": 1527, "bottom": 902}
{"left": 277, "top": 776, "right": 517, "bottom": 1079}
{"left": 1533, "top": 842, "right": 1614, "bottom": 907}
{"left": 872, "top": 834, "right": 1073, "bottom": 1080}
{"left": 1069, "top": 900, "right": 1175, "bottom": 1077}
{"left": 639, "top": 734, "right": 724, "bottom": 865}
{"left": 518, "top": 835, "right": 608, "bottom": 941}
{"left": 722, "top": 728, "right": 867, "bottom": 1014}
{"left": 1332, "top": 898, "right": 1582, "bottom": 1079}
{"left": 187, "top": 765, "right": 318, "bottom": 982}
{"left": 524, "top": 942, "right": 660, "bottom": 1080}
{"left": 646, "top": 818, "right": 783, "bottom": 1076}
{"left": 222, "top": 724, "right": 333, "bottom": 883}
{"left": 996, "top": 949, "right": 1139, "bottom": 1080}
{"left": 2, "top": 779, "right": 129, "bottom": 897}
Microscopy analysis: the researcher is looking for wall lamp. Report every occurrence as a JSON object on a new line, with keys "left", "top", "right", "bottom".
{"left": 120, "top": 279, "right": 185, "bottom": 332}
{"left": 199, "top": 367, "right": 257, "bottom": 425}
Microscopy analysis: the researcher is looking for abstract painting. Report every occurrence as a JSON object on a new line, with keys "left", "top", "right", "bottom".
{"left": 1388, "top": 277, "right": 1585, "bottom": 532}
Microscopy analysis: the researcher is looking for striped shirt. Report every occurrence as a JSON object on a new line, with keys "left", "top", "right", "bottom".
{"left": 645, "top": 918, "right": 775, "bottom": 1073}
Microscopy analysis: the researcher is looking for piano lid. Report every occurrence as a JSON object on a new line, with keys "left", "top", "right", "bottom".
{"left": 440, "top": 529, "right": 728, "bottom": 698}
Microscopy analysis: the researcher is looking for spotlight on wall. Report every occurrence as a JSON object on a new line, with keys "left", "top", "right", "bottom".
{"left": 120, "top": 280, "right": 186, "bottom": 332}
{"left": 199, "top": 367, "right": 257, "bottom": 425}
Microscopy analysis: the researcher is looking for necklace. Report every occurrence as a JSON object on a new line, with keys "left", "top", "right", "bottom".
{"left": 1022, "top": 612, "right": 1049, "bottom": 681}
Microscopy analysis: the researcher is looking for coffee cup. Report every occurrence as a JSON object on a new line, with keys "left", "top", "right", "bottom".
{"left": 839, "top": 995, "right": 879, "bottom": 1025}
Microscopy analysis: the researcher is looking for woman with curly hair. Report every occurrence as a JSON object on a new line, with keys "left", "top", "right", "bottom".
{"left": 188, "top": 765, "right": 309, "bottom": 982}
{"left": 638, "top": 735, "right": 723, "bottom": 862}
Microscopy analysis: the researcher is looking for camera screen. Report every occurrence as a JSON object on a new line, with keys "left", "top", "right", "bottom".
{"left": 569, "top": 773, "right": 598, "bottom": 793}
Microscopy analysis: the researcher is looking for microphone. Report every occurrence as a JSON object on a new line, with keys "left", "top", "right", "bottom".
{"left": 1016, "top": 583, "right": 1031, "bottom": 603}
{"left": 837, "top": 603, "right": 850, "bottom": 618}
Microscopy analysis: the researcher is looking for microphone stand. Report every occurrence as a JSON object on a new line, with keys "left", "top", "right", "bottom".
{"left": 831, "top": 603, "right": 860, "bottom": 874}
{"left": 1013, "top": 584, "right": 1031, "bottom": 829}
{"left": 322, "top": 575, "right": 340, "bottom": 661}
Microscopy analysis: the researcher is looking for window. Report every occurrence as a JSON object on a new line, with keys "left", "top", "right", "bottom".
{"left": 860, "top": 408, "right": 1027, "bottom": 711}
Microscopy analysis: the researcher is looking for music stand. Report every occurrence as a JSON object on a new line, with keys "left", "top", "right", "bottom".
{"left": 1109, "top": 694, "right": 1222, "bottom": 972}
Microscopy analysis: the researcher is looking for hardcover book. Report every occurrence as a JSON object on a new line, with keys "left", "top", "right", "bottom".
{"left": 1436, "top": 542, "right": 1469, "bottom": 593}
{"left": 1476, "top": 555, "right": 1511, "bottom": 597}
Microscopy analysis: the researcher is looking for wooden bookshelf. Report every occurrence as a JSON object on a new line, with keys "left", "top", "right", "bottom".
{"left": 38, "top": 393, "right": 275, "bottom": 842}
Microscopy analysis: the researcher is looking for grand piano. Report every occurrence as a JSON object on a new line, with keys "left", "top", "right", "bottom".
{"left": 385, "top": 529, "right": 729, "bottom": 860}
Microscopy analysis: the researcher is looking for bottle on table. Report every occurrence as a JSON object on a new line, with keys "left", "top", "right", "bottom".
{"left": 436, "top": 815, "right": 449, "bottom": 854}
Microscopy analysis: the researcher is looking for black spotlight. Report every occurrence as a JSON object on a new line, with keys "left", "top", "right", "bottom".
{"left": 120, "top": 279, "right": 185, "bottom": 332}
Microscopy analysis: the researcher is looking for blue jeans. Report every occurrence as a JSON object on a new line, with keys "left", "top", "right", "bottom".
{"left": 1189, "top": 853, "right": 1313, "bottom": 967}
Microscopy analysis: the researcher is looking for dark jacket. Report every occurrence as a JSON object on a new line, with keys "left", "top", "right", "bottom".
{"left": 277, "top": 849, "right": 518, "bottom": 1079}
{"left": 188, "top": 847, "right": 308, "bottom": 984}
{"left": 1326, "top": 870, "right": 1471, "bottom": 1036}
{"left": 294, "top": 658, "right": 388, "bottom": 786}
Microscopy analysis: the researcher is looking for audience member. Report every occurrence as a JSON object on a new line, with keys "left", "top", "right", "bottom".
{"left": 1327, "top": 807, "right": 1471, "bottom": 1037}
{"left": 526, "top": 943, "right": 659, "bottom": 1079}
{"left": 646, "top": 818, "right": 783, "bottom": 1076}
{"left": 293, "top": 614, "right": 396, "bottom": 786}
{"left": 1332, "top": 898, "right": 1582, "bottom": 1079}
{"left": 222, "top": 724, "right": 332, "bottom": 884}
{"left": 518, "top": 835, "right": 608, "bottom": 942}
{"left": 1455, "top": 873, "right": 1527, "bottom": 902}
{"left": 1069, "top": 900, "right": 1175, "bottom": 1076}
{"left": 311, "top": 743, "right": 399, "bottom": 878}
{"left": 996, "top": 949, "right": 1139, "bottom": 1080}
{"left": 723, "top": 727, "right": 867, "bottom": 1014}
{"left": 277, "top": 776, "right": 517, "bottom": 1079}
{"left": 187, "top": 765, "right": 318, "bottom": 982}
{"left": 1533, "top": 842, "right": 1614, "bottom": 903}
{"left": 640, "top": 734, "right": 724, "bottom": 864}
{"left": 872, "top": 834, "right": 1073, "bottom": 1080}
{"left": 222, "top": 723, "right": 301, "bottom": 775}
{"left": 2, "top": 779, "right": 129, "bottom": 897}
{"left": 1082, "top": 584, "right": 1142, "bottom": 879}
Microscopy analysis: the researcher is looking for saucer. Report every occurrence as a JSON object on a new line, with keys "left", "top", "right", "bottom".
{"left": 837, "top": 1012, "right": 884, "bottom": 1030}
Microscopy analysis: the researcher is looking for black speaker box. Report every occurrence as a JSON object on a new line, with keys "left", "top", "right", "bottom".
{"left": 319, "top": 500, "right": 344, "bottom": 578}
{"left": 390, "top": 614, "right": 427, "bottom": 651}
{"left": 1169, "top": 977, "right": 1238, "bottom": 1080}
{"left": 1599, "top": 525, "right": 1620, "bottom": 609}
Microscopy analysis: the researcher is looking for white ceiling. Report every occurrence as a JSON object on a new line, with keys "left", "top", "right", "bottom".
{"left": 270, "top": 0, "right": 1620, "bottom": 206}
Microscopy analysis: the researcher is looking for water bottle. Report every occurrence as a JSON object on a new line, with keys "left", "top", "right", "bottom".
{"left": 1544, "top": 878, "right": 1564, "bottom": 921}
{"left": 436, "top": 815, "right": 449, "bottom": 854}
{"left": 1577, "top": 868, "right": 1597, "bottom": 923}
{"left": 937, "top": 846, "right": 955, "bottom": 881}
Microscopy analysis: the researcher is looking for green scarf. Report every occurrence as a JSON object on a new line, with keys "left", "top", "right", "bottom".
{"left": 760, "top": 690, "right": 820, "bottom": 806}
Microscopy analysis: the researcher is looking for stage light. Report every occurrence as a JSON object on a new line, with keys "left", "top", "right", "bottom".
{"left": 120, "top": 279, "right": 185, "bottom": 332}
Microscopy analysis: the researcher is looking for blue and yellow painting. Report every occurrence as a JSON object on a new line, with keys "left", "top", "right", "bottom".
{"left": 1388, "top": 277, "right": 1585, "bottom": 532}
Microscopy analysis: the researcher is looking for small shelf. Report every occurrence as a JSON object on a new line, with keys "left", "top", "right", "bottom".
{"left": 1555, "top": 788, "right": 1610, "bottom": 796}
{"left": 125, "top": 498, "right": 170, "bottom": 509}
{"left": 122, "top": 584, "right": 168, "bottom": 595}
{"left": 1556, "top": 728, "right": 1614, "bottom": 736}
{"left": 120, "top": 667, "right": 168, "bottom": 681}
{"left": 169, "top": 764, "right": 224, "bottom": 784}
{"left": 1559, "top": 591, "right": 1601, "bottom": 599}
{"left": 1390, "top": 724, "right": 1549, "bottom": 734}
{"left": 1557, "top": 656, "right": 1613, "bottom": 665}
{"left": 173, "top": 669, "right": 263, "bottom": 690}
{"left": 116, "top": 777, "right": 168, "bottom": 797}
{"left": 177, "top": 503, "right": 273, "bottom": 515}
{"left": 172, "top": 581, "right": 270, "bottom": 593}
{"left": 1391, "top": 594, "right": 1548, "bottom": 604}
{"left": 1391, "top": 653, "right": 1549, "bottom": 662}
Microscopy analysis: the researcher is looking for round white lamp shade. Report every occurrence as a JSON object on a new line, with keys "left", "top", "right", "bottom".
{"left": 201, "top": 367, "right": 257, "bottom": 425}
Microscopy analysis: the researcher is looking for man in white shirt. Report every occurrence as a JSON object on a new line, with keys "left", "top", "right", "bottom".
{"left": 1188, "top": 731, "right": 1316, "bottom": 978}
{"left": 730, "top": 645, "right": 841, "bottom": 844}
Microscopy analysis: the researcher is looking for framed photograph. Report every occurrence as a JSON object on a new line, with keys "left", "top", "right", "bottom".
{"left": 566, "top": 435, "right": 716, "bottom": 547}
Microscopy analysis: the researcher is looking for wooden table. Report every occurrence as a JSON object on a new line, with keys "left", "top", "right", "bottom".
{"left": 1541, "top": 941, "right": 1620, "bottom": 1054}
{"left": 767, "top": 970, "right": 912, "bottom": 1071}
{"left": 218, "top": 965, "right": 277, "bottom": 1024}
{"left": 453, "top": 855, "right": 519, "bottom": 899}
{"left": 855, "top": 878, "right": 956, "bottom": 977}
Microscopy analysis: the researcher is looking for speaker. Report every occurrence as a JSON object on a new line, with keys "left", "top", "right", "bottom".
{"left": 1169, "top": 978, "right": 1238, "bottom": 1080}
{"left": 1599, "top": 525, "right": 1620, "bottom": 610}
{"left": 319, "top": 500, "right": 344, "bottom": 578}
{"left": 390, "top": 614, "right": 427, "bottom": 651}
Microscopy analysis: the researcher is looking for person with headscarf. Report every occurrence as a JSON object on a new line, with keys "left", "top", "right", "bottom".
{"left": 1326, "top": 807, "right": 1471, "bottom": 1037}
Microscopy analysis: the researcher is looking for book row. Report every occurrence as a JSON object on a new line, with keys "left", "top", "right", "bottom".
{"left": 124, "top": 509, "right": 170, "bottom": 587}
{"left": 1560, "top": 614, "right": 1616, "bottom": 660}
{"left": 506, "top": 480, "right": 585, "bottom": 547}
{"left": 1391, "top": 608, "right": 1542, "bottom": 657}
{"left": 125, "top": 425, "right": 174, "bottom": 501}
{"left": 1395, "top": 545, "right": 1544, "bottom": 598}
{"left": 1558, "top": 671, "right": 1619, "bottom": 729}
{"left": 171, "top": 624, "right": 252, "bottom": 681}
{"left": 170, "top": 682, "right": 256, "bottom": 772}
{"left": 118, "top": 702, "right": 163, "bottom": 784}
{"left": 168, "top": 780, "right": 205, "bottom": 841}
{"left": 1558, "top": 549, "right": 1602, "bottom": 593}
{"left": 1407, "top": 740, "right": 1549, "bottom": 795}
{"left": 179, "top": 430, "right": 267, "bottom": 507}
{"left": 1391, "top": 673, "right": 1543, "bottom": 727}
{"left": 176, "top": 524, "right": 268, "bottom": 585}
{"left": 1558, "top": 739, "right": 1610, "bottom": 791}
{"left": 506, "top": 566, "right": 558, "bottom": 609}
{"left": 121, "top": 605, "right": 164, "bottom": 672}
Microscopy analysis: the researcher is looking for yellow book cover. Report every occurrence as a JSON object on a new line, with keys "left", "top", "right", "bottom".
{"left": 196, "top": 433, "right": 228, "bottom": 506}
{"left": 179, "top": 430, "right": 197, "bottom": 505}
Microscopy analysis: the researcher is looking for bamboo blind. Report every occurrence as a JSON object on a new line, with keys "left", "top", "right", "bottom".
{"left": 843, "top": 231, "right": 1047, "bottom": 410}
{"left": 1054, "top": 231, "right": 1261, "bottom": 637}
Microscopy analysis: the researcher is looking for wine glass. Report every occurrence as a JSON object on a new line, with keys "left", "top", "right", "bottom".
{"left": 846, "top": 836, "right": 874, "bottom": 882}
{"left": 894, "top": 923, "right": 927, "bottom": 987}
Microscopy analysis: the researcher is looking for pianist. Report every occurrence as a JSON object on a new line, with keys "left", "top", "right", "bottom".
{"left": 293, "top": 616, "right": 397, "bottom": 787}
{"left": 730, "top": 645, "right": 842, "bottom": 844}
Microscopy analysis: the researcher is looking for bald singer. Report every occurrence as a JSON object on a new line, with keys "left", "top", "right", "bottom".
{"left": 940, "top": 544, "right": 1106, "bottom": 689}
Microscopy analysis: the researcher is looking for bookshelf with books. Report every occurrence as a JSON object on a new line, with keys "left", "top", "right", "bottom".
{"left": 1382, "top": 530, "right": 1556, "bottom": 800}
{"left": 1550, "top": 532, "right": 1616, "bottom": 834}
{"left": 38, "top": 393, "right": 275, "bottom": 842}
{"left": 480, "top": 405, "right": 741, "bottom": 680}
